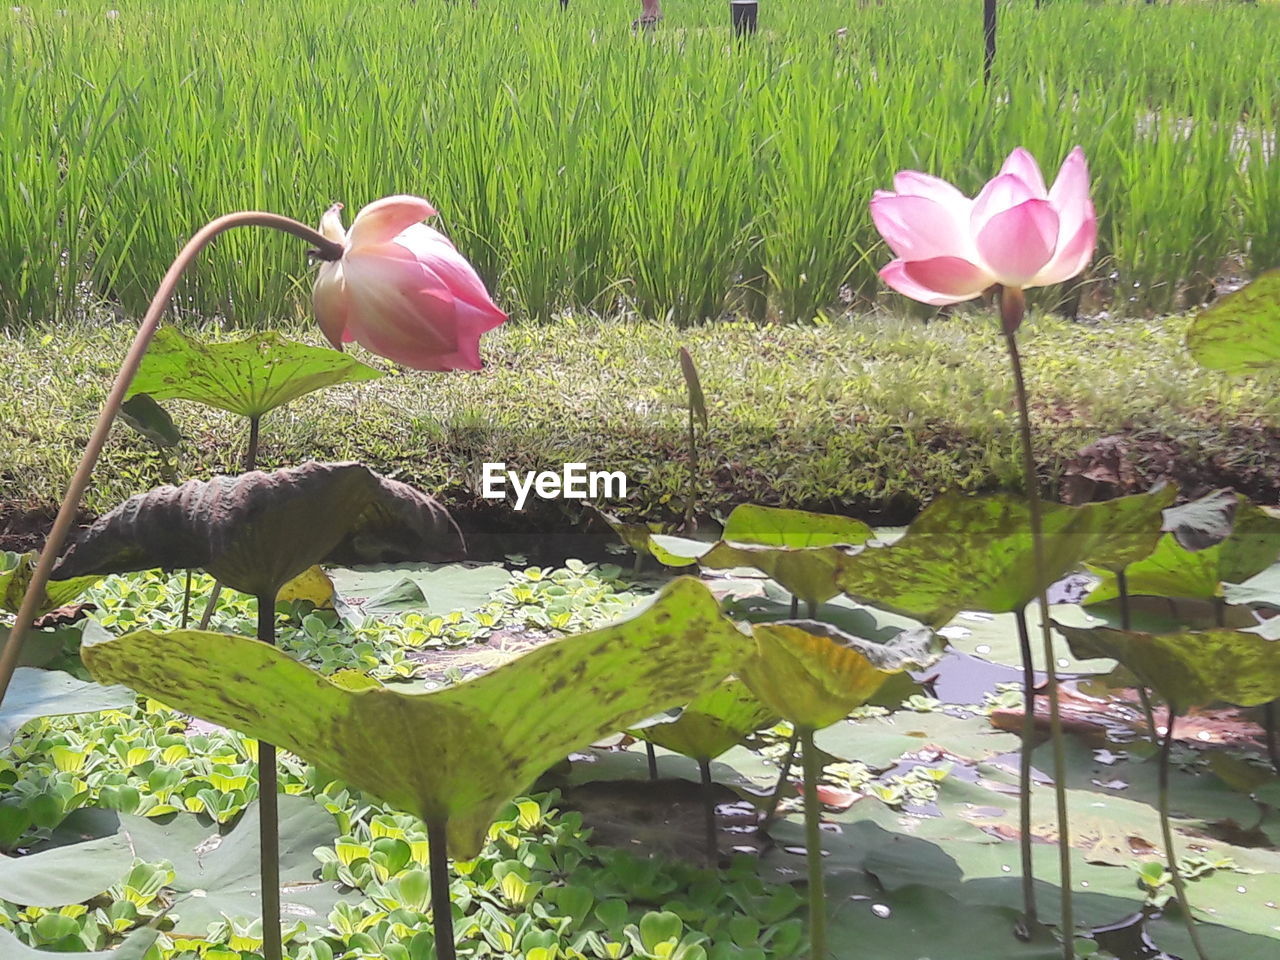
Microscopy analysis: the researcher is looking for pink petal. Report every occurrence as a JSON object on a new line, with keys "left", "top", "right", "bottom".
{"left": 347, "top": 195, "right": 439, "bottom": 249}
{"left": 884, "top": 257, "right": 993, "bottom": 305}
{"left": 892, "top": 170, "right": 971, "bottom": 207}
{"left": 971, "top": 173, "right": 1039, "bottom": 233}
{"left": 342, "top": 243, "right": 461, "bottom": 370}
{"left": 998, "top": 148, "right": 1048, "bottom": 199}
{"left": 311, "top": 261, "right": 350, "bottom": 349}
{"left": 974, "top": 199, "right": 1059, "bottom": 287}
{"left": 1047, "top": 146, "right": 1095, "bottom": 265}
{"left": 870, "top": 194, "right": 974, "bottom": 262}
{"left": 1030, "top": 215, "right": 1097, "bottom": 287}
{"left": 395, "top": 224, "right": 507, "bottom": 322}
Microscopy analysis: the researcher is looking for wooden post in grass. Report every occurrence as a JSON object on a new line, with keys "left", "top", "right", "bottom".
{"left": 983, "top": 0, "right": 997, "bottom": 86}
{"left": 731, "top": 0, "right": 758, "bottom": 37}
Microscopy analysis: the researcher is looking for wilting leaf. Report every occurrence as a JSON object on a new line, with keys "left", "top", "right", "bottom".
{"left": 118, "top": 393, "right": 181, "bottom": 448}
{"left": 1186, "top": 269, "right": 1280, "bottom": 374}
{"left": 118, "top": 797, "right": 350, "bottom": 932}
{"left": 0, "top": 551, "right": 101, "bottom": 617}
{"left": 0, "top": 833, "right": 134, "bottom": 906}
{"left": 741, "top": 621, "right": 939, "bottom": 730}
{"left": 278, "top": 565, "right": 336, "bottom": 608}
{"left": 83, "top": 578, "right": 751, "bottom": 857}
{"left": 678, "top": 347, "right": 708, "bottom": 432}
{"left": 1162, "top": 488, "right": 1238, "bottom": 552}
{"left": 632, "top": 678, "right": 775, "bottom": 762}
{"left": 0, "top": 927, "right": 157, "bottom": 960}
{"left": 1087, "top": 494, "right": 1280, "bottom": 604}
{"left": 52, "top": 462, "right": 463, "bottom": 599}
{"left": 1054, "top": 622, "right": 1280, "bottom": 710}
{"left": 836, "top": 489, "right": 1172, "bottom": 626}
{"left": 0, "top": 668, "right": 135, "bottom": 745}
{"left": 698, "top": 505, "right": 875, "bottom": 607}
{"left": 126, "top": 328, "right": 382, "bottom": 418}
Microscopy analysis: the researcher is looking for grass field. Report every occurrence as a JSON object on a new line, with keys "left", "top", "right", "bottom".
{"left": 3, "top": 0, "right": 1279, "bottom": 328}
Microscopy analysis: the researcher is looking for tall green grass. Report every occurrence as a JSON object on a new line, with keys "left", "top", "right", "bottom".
{"left": 1, "top": 0, "right": 1277, "bottom": 327}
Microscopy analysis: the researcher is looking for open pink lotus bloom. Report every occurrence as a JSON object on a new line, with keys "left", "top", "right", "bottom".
{"left": 871, "top": 147, "right": 1097, "bottom": 306}
{"left": 312, "top": 195, "right": 507, "bottom": 371}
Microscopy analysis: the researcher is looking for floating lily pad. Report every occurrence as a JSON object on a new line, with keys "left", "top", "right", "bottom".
{"left": 0, "top": 927, "right": 157, "bottom": 960}
{"left": 83, "top": 578, "right": 751, "bottom": 857}
{"left": 0, "top": 832, "right": 134, "bottom": 907}
{"left": 126, "top": 328, "right": 382, "bottom": 419}
{"left": 0, "top": 668, "right": 135, "bottom": 745}
{"left": 118, "top": 797, "right": 349, "bottom": 932}
{"left": 52, "top": 462, "right": 463, "bottom": 599}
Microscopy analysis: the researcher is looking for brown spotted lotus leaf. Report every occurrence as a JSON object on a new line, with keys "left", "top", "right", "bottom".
{"left": 82, "top": 577, "right": 752, "bottom": 857}
{"left": 52, "top": 462, "right": 463, "bottom": 598}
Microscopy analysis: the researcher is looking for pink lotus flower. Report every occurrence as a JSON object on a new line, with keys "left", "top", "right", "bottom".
{"left": 871, "top": 147, "right": 1097, "bottom": 307}
{"left": 312, "top": 195, "right": 506, "bottom": 371}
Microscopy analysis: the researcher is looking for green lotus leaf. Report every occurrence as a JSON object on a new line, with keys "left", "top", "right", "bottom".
{"left": 836, "top": 488, "right": 1172, "bottom": 626}
{"left": 1053, "top": 621, "right": 1280, "bottom": 710}
{"left": 0, "top": 832, "right": 135, "bottom": 907}
{"left": 1, "top": 668, "right": 135, "bottom": 745}
{"left": 697, "top": 505, "right": 875, "bottom": 607}
{"left": 118, "top": 393, "right": 181, "bottom": 448}
{"left": 1087, "top": 493, "right": 1280, "bottom": 604}
{"left": 126, "top": 328, "right": 382, "bottom": 418}
{"left": 741, "top": 621, "right": 938, "bottom": 731}
{"left": 0, "top": 551, "right": 101, "bottom": 617}
{"left": 82, "top": 578, "right": 751, "bottom": 857}
{"left": 632, "top": 678, "right": 776, "bottom": 762}
{"left": 51, "top": 462, "right": 463, "bottom": 598}
{"left": 1186, "top": 269, "right": 1280, "bottom": 374}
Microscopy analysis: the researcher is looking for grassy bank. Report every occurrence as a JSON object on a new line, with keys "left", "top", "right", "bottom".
{"left": 4, "top": 0, "right": 1280, "bottom": 326}
{"left": 3, "top": 310, "right": 1279, "bottom": 536}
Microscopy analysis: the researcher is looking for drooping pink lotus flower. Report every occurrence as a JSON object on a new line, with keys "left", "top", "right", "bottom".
{"left": 871, "top": 147, "right": 1096, "bottom": 308}
{"left": 312, "top": 195, "right": 507, "bottom": 371}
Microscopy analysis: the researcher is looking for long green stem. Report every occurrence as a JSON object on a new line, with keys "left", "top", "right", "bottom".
{"left": 256, "top": 592, "right": 282, "bottom": 960}
{"left": 1158, "top": 711, "right": 1210, "bottom": 960}
{"left": 427, "top": 817, "right": 458, "bottom": 960}
{"left": 645, "top": 741, "right": 659, "bottom": 780}
{"left": 1013, "top": 607, "right": 1038, "bottom": 925}
{"left": 699, "top": 757, "right": 718, "bottom": 867}
{"left": 799, "top": 726, "right": 826, "bottom": 960}
{"left": 1117, "top": 570, "right": 1160, "bottom": 739}
{"left": 0, "top": 213, "right": 342, "bottom": 705}
{"left": 1265, "top": 702, "right": 1280, "bottom": 777}
{"left": 1003, "top": 307, "right": 1073, "bottom": 959}
{"left": 195, "top": 414, "right": 261, "bottom": 630}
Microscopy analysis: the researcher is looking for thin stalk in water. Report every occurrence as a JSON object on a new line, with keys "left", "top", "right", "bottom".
{"left": 1266, "top": 702, "right": 1280, "bottom": 777}
{"left": 1002, "top": 287, "right": 1073, "bottom": 959}
{"left": 196, "top": 414, "right": 262, "bottom": 630}
{"left": 256, "top": 592, "right": 282, "bottom": 960}
{"left": 799, "top": 726, "right": 826, "bottom": 960}
{"left": 645, "top": 741, "right": 660, "bottom": 780}
{"left": 1013, "top": 606, "right": 1038, "bottom": 925}
{"left": 762, "top": 730, "right": 800, "bottom": 829}
{"left": 180, "top": 569, "right": 193, "bottom": 629}
{"left": 699, "top": 757, "right": 718, "bottom": 867}
{"left": 1158, "top": 711, "right": 1210, "bottom": 960}
{"left": 1117, "top": 569, "right": 1159, "bottom": 738}
{"left": 0, "top": 212, "right": 342, "bottom": 703}
{"left": 426, "top": 817, "right": 458, "bottom": 960}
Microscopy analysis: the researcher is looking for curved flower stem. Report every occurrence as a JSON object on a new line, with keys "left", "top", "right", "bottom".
{"left": 1158, "top": 711, "right": 1210, "bottom": 960}
{"left": 1013, "top": 606, "right": 1038, "bottom": 925}
{"left": 1002, "top": 298, "right": 1074, "bottom": 960}
{"left": 799, "top": 726, "right": 827, "bottom": 960}
{"left": 0, "top": 213, "right": 341, "bottom": 705}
